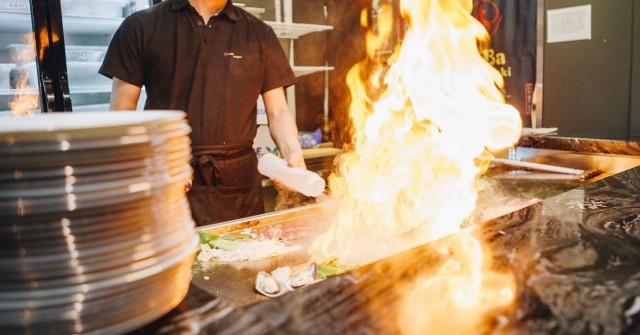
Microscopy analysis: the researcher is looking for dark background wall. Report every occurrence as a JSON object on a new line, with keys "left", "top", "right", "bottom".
{"left": 293, "top": 0, "right": 369, "bottom": 149}
{"left": 631, "top": 1, "right": 640, "bottom": 141}
{"left": 543, "top": 0, "right": 637, "bottom": 140}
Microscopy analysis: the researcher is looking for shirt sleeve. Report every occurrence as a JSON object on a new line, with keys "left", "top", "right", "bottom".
{"left": 98, "top": 14, "right": 145, "bottom": 87}
{"left": 261, "top": 26, "right": 297, "bottom": 93}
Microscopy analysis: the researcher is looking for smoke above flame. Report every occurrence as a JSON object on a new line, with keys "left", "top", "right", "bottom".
{"left": 310, "top": 0, "right": 521, "bottom": 332}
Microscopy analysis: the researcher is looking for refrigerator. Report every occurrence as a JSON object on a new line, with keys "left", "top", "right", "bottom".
{"left": 0, "top": 0, "right": 156, "bottom": 114}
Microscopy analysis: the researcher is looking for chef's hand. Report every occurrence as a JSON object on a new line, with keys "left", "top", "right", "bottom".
{"left": 284, "top": 151, "right": 306, "bottom": 169}
{"left": 270, "top": 151, "right": 306, "bottom": 192}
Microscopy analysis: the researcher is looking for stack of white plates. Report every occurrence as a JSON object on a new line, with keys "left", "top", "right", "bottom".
{"left": 0, "top": 111, "right": 199, "bottom": 334}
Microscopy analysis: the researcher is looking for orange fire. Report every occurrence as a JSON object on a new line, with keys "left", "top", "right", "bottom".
{"left": 37, "top": 28, "right": 59, "bottom": 62}
{"left": 9, "top": 72, "right": 38, "bottom": 116}
{"left": 10, "top": 33, "right": 41, "bottom": 116}
{"left": 310, "top": 0, "right": 521, "bottom": 332}
{"left": 397, "top": 231, "right": 516, "bottom": 334}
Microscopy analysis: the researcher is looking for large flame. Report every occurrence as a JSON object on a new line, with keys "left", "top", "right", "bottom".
{"left": 310, "top": 0, "right": 521, "bottom": 332}
{"left": 397, "top": 230, "right": 516, "bottom": 334}
{"left": 310, "top": 0, "right": 521, "bottom": 264}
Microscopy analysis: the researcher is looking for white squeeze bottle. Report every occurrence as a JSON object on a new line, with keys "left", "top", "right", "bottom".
{"left": 258, "top": 153, "right": 326, "bottom": 197}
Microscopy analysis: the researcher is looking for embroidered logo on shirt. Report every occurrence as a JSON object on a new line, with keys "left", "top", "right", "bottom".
{"left": 223, "top": 52, "right": 243, "bottom": 59}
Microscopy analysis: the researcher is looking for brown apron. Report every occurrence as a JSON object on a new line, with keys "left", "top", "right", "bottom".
{"left": 187, "top": 143, "right": 264, "bottom": 226}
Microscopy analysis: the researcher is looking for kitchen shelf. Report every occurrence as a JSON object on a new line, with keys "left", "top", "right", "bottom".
{"left": 235, "top": 3, "right": 266, "bottom": 17}
{"left": 69, "top": 86, "right": 112, "bottom": 94}
{"left": 73, "top": 103, "right": 110, "bottom": 112}
{"left": 292, "top": 66, "right": 334, "bottom": 77}
{"left": 265, "top": 21, "right": 332, "bottom": 39}
{"left": 0, "top": 88, "right": 38, "bottom": 96}
{"left": 245, "top": 7, "right": 265, "bottom": 16}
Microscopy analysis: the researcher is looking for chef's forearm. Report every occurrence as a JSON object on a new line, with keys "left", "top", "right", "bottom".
{"left": 268, "top": 112, "right": 305, "bottom": 168}
{"left": 263, "top": 87, "right": 305, "bottom": 168}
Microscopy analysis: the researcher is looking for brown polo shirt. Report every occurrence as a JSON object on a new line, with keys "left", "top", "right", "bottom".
{"left": 99, "top": 0, "right": 296, "bottom": 147}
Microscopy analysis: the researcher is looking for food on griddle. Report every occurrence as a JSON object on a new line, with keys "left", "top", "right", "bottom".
{"left": 255, "top": 263, "right": 319, "bottom": 297}
{"left": 196, "top": 230, "right": 302, "bottom": 263}
{"left": 285, "top": 263, "right": 318, "bottom": 290}
{"left": 255, "top": 271, "right": 286, "bottom": 297}
{"left": 254, "top": 260, "right": 355, "bottom": 297}
{"left": 271, "top": 266, "right": 292, "bottom": 283}
{"left": 316, "top": 258, "right": 355, "bottom": 280}
{"left": 263, "top": 223, "right": 310, "bottom": 241}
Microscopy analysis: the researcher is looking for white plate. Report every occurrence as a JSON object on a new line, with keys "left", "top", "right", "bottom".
{"left": 0, "top": 224, "right": 197, "bottom": 298}
{"left": 0, "top": 198, "right": 190, "bottom": 239}
{"left": 0, "top": 110, "right": 196, "bottom": 334}
{"left": 0, "top": 256, "right": 193, "bottom": 334}
{"left": 0, "top": 214, "right": 195, "bottom": 286}
{"left": 0, "top": 158, "right": 147, "bottom": 181}
{"left": 0, "top": 110, "right": 185, "bottom": 136}
{"left": 0, "top": 166, "right": 192, "bottom": 215}
{"left": 0, "top": 116, "right": 190, "bottom": 155}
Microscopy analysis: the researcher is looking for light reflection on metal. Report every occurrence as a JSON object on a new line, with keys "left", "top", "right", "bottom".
{"left": 60, "top": 139, "right": 70, "bottom": 151}
{"left": 66, "top": 193, "right": 77, "bottom": 211}
{"left": 29, "top": 0, "right": 72, "bottom": 113}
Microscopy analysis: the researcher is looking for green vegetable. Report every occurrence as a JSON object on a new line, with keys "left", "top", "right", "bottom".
{"left": 221, "top": 233, "right": 253, "bottom": 241}
{"left": 316, "top": 258, "right": 355, "bottom": 280}
{"left": 209, "top": 239, "right": 241, "bottom": 252}
{"left": 197, "top": 230, "right": 248, "bottom": 252}
{"left": 198, "top": 231, "right": 220, "bottom": 244}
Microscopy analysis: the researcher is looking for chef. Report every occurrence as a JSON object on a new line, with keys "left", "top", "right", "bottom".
{"left": 99, "top": 0, "right": 306, "bottom": 225}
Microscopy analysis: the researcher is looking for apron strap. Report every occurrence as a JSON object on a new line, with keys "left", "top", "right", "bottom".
{"left": 192, "top": 142, "right": 254, "bottom": 157}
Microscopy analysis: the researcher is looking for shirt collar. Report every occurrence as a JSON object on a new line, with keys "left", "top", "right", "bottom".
{"left": 171, "top": 0, "right": 238, "bottom": 21}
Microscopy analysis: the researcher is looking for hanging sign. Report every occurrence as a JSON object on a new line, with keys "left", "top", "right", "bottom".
{"left": 473, "top": 0, "right": 537, "bottom": 127}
